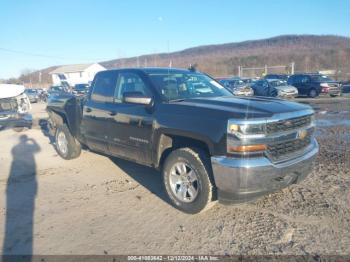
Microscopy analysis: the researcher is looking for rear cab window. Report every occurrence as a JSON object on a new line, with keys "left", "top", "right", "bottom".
{"left": 90, "top": 71, "right": 118, "bottom": 103}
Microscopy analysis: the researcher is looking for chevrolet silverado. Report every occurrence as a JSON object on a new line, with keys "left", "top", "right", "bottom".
{"left": 46, "top": 68, "right": 318, "bottom": 213}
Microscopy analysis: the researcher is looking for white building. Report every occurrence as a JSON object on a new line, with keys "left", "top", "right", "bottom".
{"left": 50, "top": 63, "right": 106, "bottom": 87}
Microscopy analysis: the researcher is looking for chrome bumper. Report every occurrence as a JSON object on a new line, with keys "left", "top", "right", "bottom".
{"left": 211, "top": 138, "right": 319, "bottom": 203}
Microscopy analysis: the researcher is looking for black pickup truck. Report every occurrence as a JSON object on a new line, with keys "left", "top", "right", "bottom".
{"left": 46, "top": 68, "right": 319, "bottom": 213}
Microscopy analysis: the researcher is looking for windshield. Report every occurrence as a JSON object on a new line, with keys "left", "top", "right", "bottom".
{"left": 50, "top": 86, "right": 65, "bottom": 92}
{"left": 310, "top": 75, "right": 334, "bottom": 82}
{"left": 269, "top": 80, "right": 287, "bottom": 87}
{"left": 233, "top": 80, "right": 244, "bottom": 86}
{"left": 148, "top": 72, "right": 232, "bottom": 101}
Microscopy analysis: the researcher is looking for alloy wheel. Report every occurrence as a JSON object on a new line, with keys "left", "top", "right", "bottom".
{"left": 169, "top": 162, "right": 199, "bottom": 203}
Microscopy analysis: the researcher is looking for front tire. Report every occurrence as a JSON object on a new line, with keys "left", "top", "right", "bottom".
{"left": 55, "top": 124, "right": 81, "bottom": 160}
{"left": 162, "top": 147, "right": 216, "bottom": 214}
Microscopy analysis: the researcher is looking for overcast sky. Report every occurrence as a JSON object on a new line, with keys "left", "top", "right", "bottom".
{"left": 1, "top": 0, "right": 349, "bottom": 78}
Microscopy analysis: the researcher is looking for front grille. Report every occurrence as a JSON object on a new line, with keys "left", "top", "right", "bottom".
{"left": 328, "top": 83, "right": 339, "bottom": 88}
{"left": 266, "top": 135, "right": 311, "bottom": 162}
{"left": 266, "top": 115, "right": 312, "bottom": 134}
{"left": 0, "top": 98, "right": 18, "bottom": 112}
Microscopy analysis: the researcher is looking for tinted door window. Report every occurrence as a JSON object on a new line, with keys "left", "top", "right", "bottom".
{"left": 91, "top": 71, "right": 117, "bottom": 103}
{"left": 301, "top": 76, "right": 310, "bottom": 83}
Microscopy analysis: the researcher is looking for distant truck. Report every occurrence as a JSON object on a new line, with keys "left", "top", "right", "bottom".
{"left": 288, "top": 73, "right": 342, "bottom": 97}
{"left": 46, "top": 68, "right": 319, "bottom": 213}
{"left": 0, "top": 84, "right": 32, "bottom": 132}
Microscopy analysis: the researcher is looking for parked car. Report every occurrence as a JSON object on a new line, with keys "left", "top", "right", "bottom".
{"left": 250, "top": 79, "right": 298, "bottom": 98}
{"left": 47, "top": 68, "right": 318, "bottom": 214}
{"left": 48, "top": 85, "right": 70, "bottom": 98}
{"left": 231, "top": 85, "right": 254, "bottom": 96}
{"left": 73, "top": 83, "right": 89, "bottom": 96}
{"left": 24, "top": 88, "right": 40, "bottom": 103}
{"left": 264, "top": 74, "right": 289, "bottom": 81}
{"left": 218, "top": 78, "right": 254, "bottom": 96}
{"left": 241, "top": 78, "right": 259, "bottom": 85}
{"left": 0, "top": 84, "right": 32, "bottom": 131}
{"left": 287, "top": 74, "right": 342, "bottom": 98}
{"left": 268, "top": 79, "right": 298, "bottom": 98}
{"left": 37, "top": 88, "right": 48, "bottom": 102}
{"left": 218, "top": 77, "right": 241, "bottom": 88}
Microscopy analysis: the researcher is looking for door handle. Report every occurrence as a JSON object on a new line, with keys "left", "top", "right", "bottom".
{"left": 85, "top": 107, "right": 92, "bottom": 113}
{"left": 109, "top": 111, "right": 117, "bottom": 116}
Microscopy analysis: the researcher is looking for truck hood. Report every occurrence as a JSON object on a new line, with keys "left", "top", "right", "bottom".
{"left": 171, "top": 96, "right": 311, "bottom": 118}
{"left": 0, "top": 84, "right": 25, "bottom": 99}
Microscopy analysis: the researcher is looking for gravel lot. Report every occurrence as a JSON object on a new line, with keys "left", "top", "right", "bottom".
{"left": 0, "top": 98, "right": 350, "bottom": 255}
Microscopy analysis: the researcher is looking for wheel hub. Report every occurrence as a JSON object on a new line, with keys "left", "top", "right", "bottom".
{"left": 169, "top": 162, "right": 199, "bottom": 203}
{"left": 57, "top": 131, "right": 68, "bottom": 156}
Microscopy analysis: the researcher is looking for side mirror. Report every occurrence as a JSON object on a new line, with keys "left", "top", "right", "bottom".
{"left": 123, "top": 92, "right": 153, "bottom": 106}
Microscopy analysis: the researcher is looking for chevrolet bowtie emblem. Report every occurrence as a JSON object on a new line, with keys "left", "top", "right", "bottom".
{"left": 284, "top": 121, "right": 292, "bottom": 127}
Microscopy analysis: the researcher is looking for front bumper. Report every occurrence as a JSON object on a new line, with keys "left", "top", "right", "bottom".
{"left": 321, "top": 89, "right": 341, "bottom": 96}
{"left": 0, "top": 113, "right": 32, "bottom": 129}
{"left": 234, "top": 90, "right": 254, "bottom": 96}
{"left": 211, "top": 138, "right": 319, "bottom": 203}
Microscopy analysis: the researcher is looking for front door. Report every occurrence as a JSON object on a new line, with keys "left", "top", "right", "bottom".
{"left": 106, "top": 71, "right": 154, "bottom": 165}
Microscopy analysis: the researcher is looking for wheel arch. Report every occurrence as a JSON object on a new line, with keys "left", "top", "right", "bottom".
{"left": 47, "top": 109, "right": 77, "bottom": 137}
{"left": 155, "top": 132, "right": 213, "bottom": 169}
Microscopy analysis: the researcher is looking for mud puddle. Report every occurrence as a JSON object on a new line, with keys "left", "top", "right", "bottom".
{"left": 316, "top": 119, "right": 350, "bottom": 127}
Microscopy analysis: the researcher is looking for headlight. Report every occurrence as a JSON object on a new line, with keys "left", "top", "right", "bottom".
{"left": 310, "top": 114, "right": 315, "bottom": 125}
{"left": 227, "top": 120, "right": 267, "bottom": 153}
{"left": 16, "top": 94, "right": 31, "bottom": 114}
{"left": 228, "top": 121, "right": 266, "bottom": 136}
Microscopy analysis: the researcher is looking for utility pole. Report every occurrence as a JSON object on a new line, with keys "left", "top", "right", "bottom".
{"left": 291, "top": 62, "right": 295, "bottom": 75}
{"left": 39, "top": 71, "right": 42, "bottom": 88}
{"left": 167, "top": 40, "right": 171, "bottom": 68}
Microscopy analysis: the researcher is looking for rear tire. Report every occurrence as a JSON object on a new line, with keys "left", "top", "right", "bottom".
{"left": 55, "top": 124, "right": 81, "bottom": 160}
{"left": 162, "top": 147, "right": 216, "bottom": 214}
{"left": 308, "top": 89, "right": 317, "bottom": 98}
{"left": 13, "top": 127, "right": 25, "bottom": 132}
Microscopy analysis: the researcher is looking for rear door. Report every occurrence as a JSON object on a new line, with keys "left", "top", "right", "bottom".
{"left": 106, "top": 71, "right": 154, "bottom": 165}
{"left": 81, "top": 71, "right": 118, "bottom": 153}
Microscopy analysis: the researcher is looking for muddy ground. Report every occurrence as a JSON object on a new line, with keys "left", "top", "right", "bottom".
{"left": 0, "top": 98, "right": 349, "bottom": 255}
